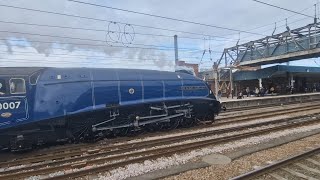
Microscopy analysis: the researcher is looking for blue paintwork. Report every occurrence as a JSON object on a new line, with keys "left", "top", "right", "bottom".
{"left": 0, "top": 67, "right": 215, "bottom": 130}
{"left": 0, "top": 97, "right": 28, "bottom": 126}
{"left": 0, "top": 74, "right": 31, "bottom": 128}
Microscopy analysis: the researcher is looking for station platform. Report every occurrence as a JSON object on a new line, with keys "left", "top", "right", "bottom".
{"left": 220, "top": 92, "right": 320, "bottom": 110}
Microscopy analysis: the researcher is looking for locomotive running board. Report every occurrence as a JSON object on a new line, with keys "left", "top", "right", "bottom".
{"left": 150, "top": 103, "right": 190, "bottom": 111}
{"left": 94, "top": 113, "right": 184, "bottom": 131}
{"left": 92, "top": 117, "right": 116, "bottom": 131}
{"left": 138, "top": 113, "right": 184, "bottom": 126}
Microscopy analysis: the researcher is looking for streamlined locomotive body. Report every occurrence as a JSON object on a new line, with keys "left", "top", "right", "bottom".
{"left": 0, "top": 67, "right": 220, "bottom": 151}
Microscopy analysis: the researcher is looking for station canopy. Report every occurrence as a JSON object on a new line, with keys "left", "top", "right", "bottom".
{"left": 233, "top": 65, "right": 320, "bottom": 81}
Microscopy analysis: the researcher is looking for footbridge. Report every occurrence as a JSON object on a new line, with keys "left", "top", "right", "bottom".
{"left": 217, "top": 21, "right": 320, "bottom": 67}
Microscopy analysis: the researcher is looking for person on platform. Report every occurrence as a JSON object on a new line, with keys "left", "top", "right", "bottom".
{"left": 217, "top": 89, "right": 222, "bottom": 101}
{"left": 260, "top": 87, "right": 265, "bottom": 97}
{"left": 231, "top": 89, "right": 234, "bottom": 99}
{"left": 290, "top": 86, "right": 294, "bottom": 94}
{"left": 237, "top": 91, "right": 243, "bottom": 99}
{"left": 255, "top": 87, "right": 260, "bottom": 97}
{"left": 270, "top": 86, "right": 275, "bottom": 95}
{"left": 0, "top": 82, "right": 5, "bottom": 95}
{"left": 246, "top": 87, "right": 250, "bottom": 97}
{"left": 226, "top": 88, "right": 230, "bottom": 98}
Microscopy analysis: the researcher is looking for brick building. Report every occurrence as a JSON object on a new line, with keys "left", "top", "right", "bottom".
{"left": 176, "top": 61, "right": 199, "bottom": 77}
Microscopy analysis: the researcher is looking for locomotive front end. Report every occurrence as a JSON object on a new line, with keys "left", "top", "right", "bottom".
{"left": 0, "top": 68, "right": 35, "bottom": 151}
{"left": 0, "top": 77, "right": 28, "bottom": 128}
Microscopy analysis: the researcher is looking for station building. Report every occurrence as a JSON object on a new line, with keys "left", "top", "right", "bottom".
{"left": 233, "top": 65, "right": 320, "bottom": 95}
{"left": 200, "top": 65, "right": 320, "bottom": 96}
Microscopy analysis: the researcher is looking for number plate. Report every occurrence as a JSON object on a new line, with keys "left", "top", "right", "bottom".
{"left": 0, "top": 98, "right": 28, "bottom": 124}
{"left": 0, "top": 101, "right": 21, "bottom": 110}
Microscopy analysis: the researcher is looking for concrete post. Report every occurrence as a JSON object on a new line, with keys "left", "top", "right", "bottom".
{"left": 259, "top": 78, "right": 262, "bottom": 88}
{"left": 290, "top": 73, "right": 294, "bottom": 87}
{"left": 215, "top": 72, "right": 219, "bottom": 95}
{"left": 229, "top": 68, "right": 233, "bottom": 90}
{"left": 174, "top": 35, "right": 178, "bottom": 66}
{"left": 288, "top": 73, "right": 291, "bottom": 87}
{"left": 213, "top": 62, "right": 219, "bottom": 97}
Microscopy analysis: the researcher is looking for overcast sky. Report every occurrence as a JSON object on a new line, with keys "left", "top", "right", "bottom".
{"left": 0, "top": 0, "right": 319, "bottom": 70}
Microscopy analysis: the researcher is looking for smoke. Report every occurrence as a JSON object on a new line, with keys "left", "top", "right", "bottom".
{"left": 0, "top": 0, "right": 316, "bottom": 69}
{"left": 0, "top": 0, "right": 176, "bottom": 69}
{"left": 3, "top": 40, "right": 13, "bottom": 54}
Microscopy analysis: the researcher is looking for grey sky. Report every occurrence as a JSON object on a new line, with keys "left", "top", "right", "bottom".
{"left": 0, "top": 0, "right": 319, "bottom": 70}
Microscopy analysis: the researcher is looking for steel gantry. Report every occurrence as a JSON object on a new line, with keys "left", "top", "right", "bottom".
{"left": 217, "top": 21, "right": 320, "bottom": 67}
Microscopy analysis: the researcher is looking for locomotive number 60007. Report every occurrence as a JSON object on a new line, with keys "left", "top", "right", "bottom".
{"left": 0, "top": 101, "right": 21, "bottom": 110}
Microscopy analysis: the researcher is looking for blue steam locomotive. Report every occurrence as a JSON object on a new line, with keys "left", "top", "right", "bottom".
{"left": 0, "top": 67, "right": 220, "bottom": 151}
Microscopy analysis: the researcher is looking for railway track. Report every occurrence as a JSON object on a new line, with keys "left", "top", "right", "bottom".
{"left": 0, "top": 98, "right": 300, "bottom": 160}
{"left": 1, "top": 102, "right": 320, "bottom": 166}
{"left": 1, "top": 102, "right": 320, "bottom": 167}
{"left": 215, "top": 102, "right": 320, "bottom": 124}
{"left": 231, "top": 147, "right": 320, "bottom": 180}
{"left": 221, "top": 97, "right": 320, "bottom": 113}
{"left": 0, "top": 114, "right": 312, "bottom": 169}
{"left": 1, "top": 112, "right": 320, "bottom": 179}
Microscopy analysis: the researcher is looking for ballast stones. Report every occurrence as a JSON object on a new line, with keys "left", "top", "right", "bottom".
{"left": 202, "top": 154, "right": 232, "bottom": 165}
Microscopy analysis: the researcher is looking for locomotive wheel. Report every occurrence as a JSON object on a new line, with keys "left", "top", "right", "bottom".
{"left": 145, "top": 124, "right": 156, "bottom": 132}
{"left": 209, "top": 115, "right": 215, "bottom": 123}
{"left": 162, "top": 118, "right": 180, "bottom": 130}
{"left": 145, "top": 122, "right": 164, "bottom": 132}
{"left": 198, "top": 114, "right": 214, "bottom": 124}
{"left": 204, "top": 114, "right": 214, "bottom": 122}
{"left": 67, "top": 118, "right": 95, "bottom": 142}
{"left": 180, "top": 118, "right": 195, "bottom": 128}
{"left": 169, "top": 118, "right": 180, "bottom": 130}
{"left": 113, "top": 126, "right": 131, "bottom": 137}
{"left": 112, "top": 118, "right": 132, "bottom": 137}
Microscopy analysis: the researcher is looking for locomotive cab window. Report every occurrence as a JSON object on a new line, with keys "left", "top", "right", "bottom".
{"left": 0, "top": 79, "right": 7, "bottom": 95}
{"left": 9, "top": 78, "right": 26, "bottom": 94}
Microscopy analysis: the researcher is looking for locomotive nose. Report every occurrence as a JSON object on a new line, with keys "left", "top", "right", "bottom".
{"left": 0, "top": 98, "right": 28, "bottom": 124}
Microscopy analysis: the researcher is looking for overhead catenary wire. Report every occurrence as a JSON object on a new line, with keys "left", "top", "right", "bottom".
{"left": 0, "top": 44, "right": 224, "bottom": 62}
{"left": 0, "top": 2, "right": 316, "bottom": 42}
{"left": 241, "top": 16, "right": 310, "bottom": 39}
{"left": 0, "top": 28, "right": 225, "bottom": 54}
{"left": 0, "top": 20, "right": 233, "bottom": 42}
{"left": 0, "top": 4, "right": 231, "bottom": 62}
{"left": 0, "top": 50, "right": 206, "bottom": 61}
{"left": 0, "top": 1, "right": 316, "bottom": 68}
{"left": 252, "top": 0, "right": 315, "bottom": 19}
{"left": 222, "top": 4, "right": 315, "bottom": 37}
{"left": 0, "top": 38, "right": 211, "bottom": 52}
{"left": 0, "top": 58, "right": 174, "bottom": 66}
{"left": 0, "top": 2, "right": 312, "bottom": 53}
{"left": 2, "top": 1, "right": 310, "bottom": 43}
{"left": 0, "top": 52, "right": 173, "bottom": 62}
{"left": 2, "top": 4, "right": 311, "bottom": 43}
{"left": 0, "top": 4, "right": 234, "bottom": 40}
{"left": 0, "top": 56, "right": 211, "bottom": 66}
{"left": 67, "top": 0, "right": 268, "bottom": 36}
{"left": 0, "top": 43, "right": 223, "bottom": 59}
{"left": 0, "top": 57, "right": 172, "bottom": 63}
{"left": 0, "top": 30, "right": 207, "bottom": 51}
{"left": 0, "top": 20, "right": 307, "bottom": 65}
{"left": 222, "top": 16, "right": 311, "bottom": 46}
